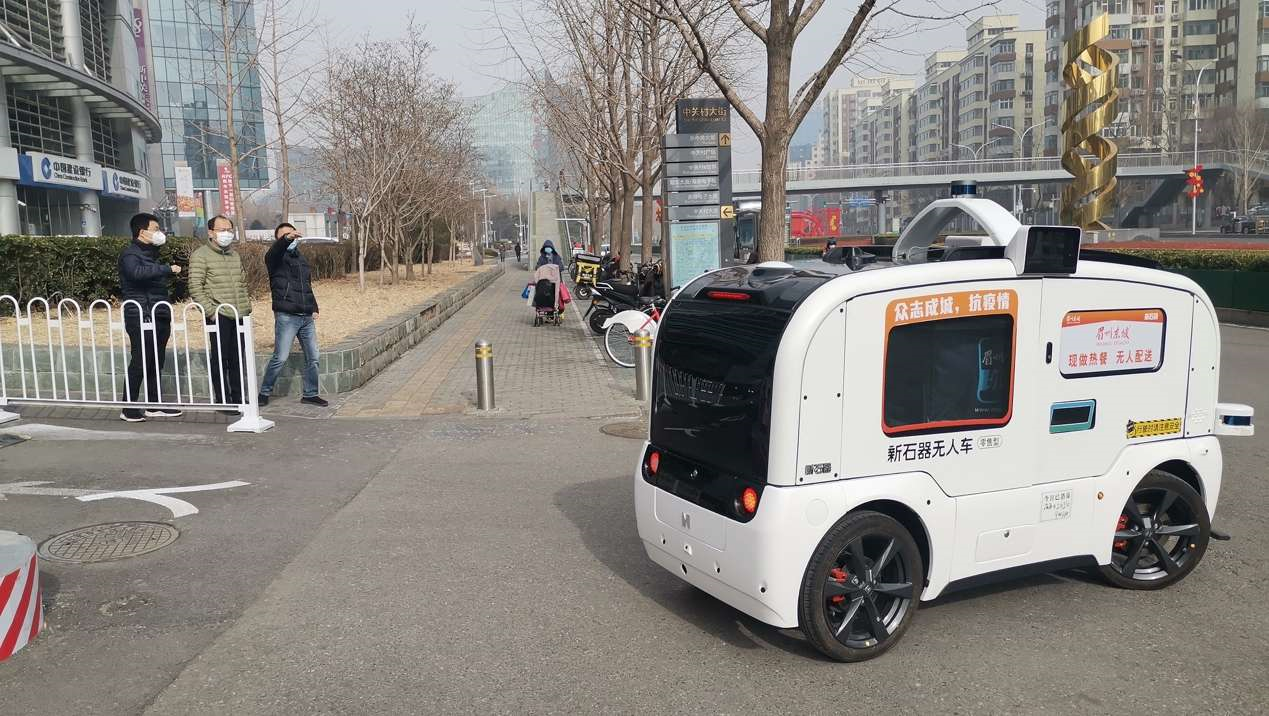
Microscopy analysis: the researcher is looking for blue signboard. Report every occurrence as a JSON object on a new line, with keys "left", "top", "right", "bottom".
{"left": 668, "top": 221, "right": 720, "bottom": 290}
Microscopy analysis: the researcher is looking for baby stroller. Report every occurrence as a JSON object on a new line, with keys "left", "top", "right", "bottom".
{"left": 528, "top": 264, "right": 564, "bottom": 326}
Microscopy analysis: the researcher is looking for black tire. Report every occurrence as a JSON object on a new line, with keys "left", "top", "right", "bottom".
{"left": 1098, "top": 470, "right": 1209, "bottom": 590}
{"left": 588, "top": 308, "right": 613, "bottom": 336}
{"left": 799, "top": 511, "right": 923, "bottom": 662}
{"left": 576, "top": 284, "right": 593, "bottom": 300}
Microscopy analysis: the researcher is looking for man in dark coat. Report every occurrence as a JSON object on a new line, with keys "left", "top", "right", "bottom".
{"left": 257, "top": 222, "right": 328, "bottom": 407}
{"left": 118, "top": 213, "right": 183, "bottom": 422}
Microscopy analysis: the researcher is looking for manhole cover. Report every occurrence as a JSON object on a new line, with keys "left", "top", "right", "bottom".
{"left": 601, "top": 421, "right": 647, "bottom": 440}
{"left": 39, "top": 522, "right": 179, "bottom": 564}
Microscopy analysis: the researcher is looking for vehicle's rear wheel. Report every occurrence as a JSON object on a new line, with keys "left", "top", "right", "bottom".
{"left": 576, "top": 284, "right": 593, "bottom": 300}
{"left": 605, "top": 322, "right": 636, "bottom": 367}
{"left": 1098, "top": 470, "right": 1209, "bottom": 590}
{"left": 799, "top": 511, "right": 923, "bottom": 662}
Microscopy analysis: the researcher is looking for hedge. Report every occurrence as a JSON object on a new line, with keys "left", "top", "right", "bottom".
{"left": 0, "top": 235, "right": 363, "bottom": 307}
{"left": 1106, "top": 248, "right": 1269, "bottom": 272}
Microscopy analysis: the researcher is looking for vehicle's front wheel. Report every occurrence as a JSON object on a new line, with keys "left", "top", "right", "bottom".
{"left": 1099, "top": 470, "right": 1209, "bottom": 590}
{"left": 576, "top": 284, "right": 593, "bottom": 300}
{"left": 799, "top": 511, "right": 923, "bottom": 662}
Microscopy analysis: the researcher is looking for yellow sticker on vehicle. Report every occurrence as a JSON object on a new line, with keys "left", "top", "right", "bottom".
{"left": 1125, "top": 417, "right": 1181, "bottom": 439}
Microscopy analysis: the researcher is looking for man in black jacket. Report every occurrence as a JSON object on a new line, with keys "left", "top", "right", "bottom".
{"left": 258, "top": 222, "right": 328, "bottom": 407}
{"left": 118, "top": 213, "right": 183, "bottom": 422}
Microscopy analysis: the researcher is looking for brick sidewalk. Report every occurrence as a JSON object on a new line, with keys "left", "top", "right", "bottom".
{"left": 337, "top": 267, "right": 639, "bottom": 419}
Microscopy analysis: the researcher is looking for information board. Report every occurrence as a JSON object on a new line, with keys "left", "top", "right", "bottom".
{"left": 669, "top": 221, "right": 720, "bottom": 289}
{"left": 1060, "top": 309, "right": 1165, "bottom": 376}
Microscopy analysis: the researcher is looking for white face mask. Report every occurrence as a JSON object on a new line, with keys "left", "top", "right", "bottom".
{"left": 214, "top": 230, "right": 234, "bottom": 247}
{"left": 148, "top": 230, "right": 167, "bottom": 247}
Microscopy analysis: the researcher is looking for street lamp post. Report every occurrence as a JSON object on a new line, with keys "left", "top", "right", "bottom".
{"left": 991, "top": 119, "right": 1052, "bottom": 218}
{"left": 951, "top": 138, "right": 1004, "bottom": 161}
{"left": 1172, "top": 54, "right": 1215, "bottom": 235}
{"left": 515, "top": 180, "right": 525, "bottom": 249}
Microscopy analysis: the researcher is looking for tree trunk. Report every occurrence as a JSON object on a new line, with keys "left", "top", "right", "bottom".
{"left": 757, "top": 136, "right": 791, "bottom": 261}
{"left": 620, "top": 176, "right": 636, "bottom": 269}
{"left": 268, "top": 1, "right": 291, "bottom": 218}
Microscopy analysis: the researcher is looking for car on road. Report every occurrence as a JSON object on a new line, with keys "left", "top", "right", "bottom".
{"left": 635, "top": 184, "right": 1254, "bottom": 662}
{"left": 1220, "top": 206, "right": 1269, "bottom": 234}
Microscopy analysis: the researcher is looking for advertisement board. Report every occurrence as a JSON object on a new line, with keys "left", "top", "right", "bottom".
{"left": 101, "top": 168, "right": 147, "bottom": 199}
{"left": 1060, "top": 309, "right": 1165, "bottom": 376}
{"left": 175, "top": 166, "right": 196, "bottom": 217}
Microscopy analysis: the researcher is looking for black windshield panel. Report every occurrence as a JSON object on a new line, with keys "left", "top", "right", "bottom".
{"left": 651, "top": 299, "right": 793, "bottom": 482}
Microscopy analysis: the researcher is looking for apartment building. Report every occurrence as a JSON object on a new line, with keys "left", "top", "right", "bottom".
{"left": 814, "top": 76, "right": 915, "bottom": 166}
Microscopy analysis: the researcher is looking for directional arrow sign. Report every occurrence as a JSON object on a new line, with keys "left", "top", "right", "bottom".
{"left": 0, "top": 480, "right": 249, "bottom": 518}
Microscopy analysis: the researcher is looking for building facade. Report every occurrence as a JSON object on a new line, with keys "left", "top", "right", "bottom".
{"left": 0, "top": 0, "right": 160, "bottom": 235}
{"left": 467, "top": 84, "right": 537, "bottom": 197}
{"left": 147, "top": 0, "right": 269, "bottom": 211}
{"left": 815, "top": 76, "right": 915, "bottom": 166}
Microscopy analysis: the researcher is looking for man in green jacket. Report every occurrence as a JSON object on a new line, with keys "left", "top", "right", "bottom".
{"left": 189, "top": 215, "right": 251, "bottom": 408}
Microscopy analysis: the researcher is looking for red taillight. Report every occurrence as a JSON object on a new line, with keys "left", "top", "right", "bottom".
{"left": 740, "top": 487, "right": 759, "bottom": 514}
{"left": 648, "top": 451, "right": 660, "bottom": 475}
{"left": 706, "top": 290, "right": 751, "bottom": 302}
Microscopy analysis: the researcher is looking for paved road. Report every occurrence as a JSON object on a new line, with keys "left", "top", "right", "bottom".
{"left": 0, "top": 308, "right": 1265, "bottom": 713}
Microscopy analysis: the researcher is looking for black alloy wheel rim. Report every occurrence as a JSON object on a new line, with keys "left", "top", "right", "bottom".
{"left": 1111, "top": 486, "right": 1202, "bottom": 581}
{"left": 824, "top": 535, "right": 914, "bottom": 649}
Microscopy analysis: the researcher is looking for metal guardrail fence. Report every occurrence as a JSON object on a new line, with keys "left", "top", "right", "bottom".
{"left": 733, "top": 150, "right": 1269, "bottom": 189}
{"left": 0, "top": 296, "right": 273, "bottom": 433}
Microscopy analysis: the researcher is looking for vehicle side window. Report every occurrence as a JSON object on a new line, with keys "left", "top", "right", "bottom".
{"left": 883, "top": 313, "right": 1015, "bottom": 435}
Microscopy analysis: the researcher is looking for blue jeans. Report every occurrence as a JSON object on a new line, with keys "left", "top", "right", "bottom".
{"left": 259, "top": 312, "right": 319, "bottom": 398}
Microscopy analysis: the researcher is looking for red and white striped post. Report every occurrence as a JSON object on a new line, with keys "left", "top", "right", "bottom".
{"left": 0, "top": 531, "right": 43, "bottom": 661}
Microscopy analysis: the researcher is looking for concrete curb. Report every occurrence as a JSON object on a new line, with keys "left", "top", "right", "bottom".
{"left": 0, "top": 531, "right": 42, "bottom": 661}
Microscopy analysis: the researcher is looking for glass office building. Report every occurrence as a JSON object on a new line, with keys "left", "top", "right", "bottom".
{"left": 0, "top": 0, "right": 161, "bottom": 235}
{"left": 147, "top": 0, "right": 269, "bottom": 198}
{"left": 467, "top": 85, "right": 537, "bottom": 196}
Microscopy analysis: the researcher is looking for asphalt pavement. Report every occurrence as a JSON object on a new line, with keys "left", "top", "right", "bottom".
{"left": 0, "top": 319, "right": 1266, "bottom": 714}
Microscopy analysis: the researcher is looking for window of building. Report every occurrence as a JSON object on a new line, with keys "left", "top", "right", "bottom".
{"left": 883, "top": 309, "right": 1015, "bottom": 435}
{"left": 1109, "top": 0, "right": 1129, "bottom": 12}
{"left": 997, "top": 99, "right": 1014, "bottom": 110}
{"left": 0, "top": 1, "right": 65, "bottom": 62}
{"left": 80, "top": 0, "right": 112, "bottom": 83}
{"left": 91, "top": 115, "right": 119, "bottom": 168}
{"left": 1184, "top": 20, "right": 1218, "bottom": 35}
{"left": 1172, "top": 24, "right": 1179, "bottom": 38}
{"left": 6, "top": 86, "right": 75, "bottom": 157}
{"left": 1187, "top": 0, "right": 1215, "bottom": 9}
{"left": 1185, "top": 46, "right": 1218, "bottom": 60}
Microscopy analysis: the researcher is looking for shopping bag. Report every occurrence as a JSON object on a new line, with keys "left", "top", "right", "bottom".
{"left": 521, "top": 284, "right": 531, "bottom": 300}
{"left": 559, "top": 282, "right": 572, "bottom": 305}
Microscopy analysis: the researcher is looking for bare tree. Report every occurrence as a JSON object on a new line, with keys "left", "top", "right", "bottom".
{"left": 257, "top": 0, "right": 322, "bottom": 218}
{"left": 1215, "top": 102, "right": 1268, "bottom": 213}
{"left": 647, "top": 0, "right": 994, "bottom": 260}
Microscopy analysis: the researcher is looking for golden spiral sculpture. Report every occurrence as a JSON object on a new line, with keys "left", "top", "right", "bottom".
{"left": 1060, "top": 14, "right": 1120, "bottom": 230}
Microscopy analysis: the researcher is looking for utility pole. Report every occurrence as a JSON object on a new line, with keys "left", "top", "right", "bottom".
{"left": 516, "top": 180, "right": 525, "bottom": 249}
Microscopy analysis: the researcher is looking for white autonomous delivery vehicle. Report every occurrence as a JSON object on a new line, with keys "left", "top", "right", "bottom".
{"left": 634, "top": 182, "right": 1255, "bottom": 662}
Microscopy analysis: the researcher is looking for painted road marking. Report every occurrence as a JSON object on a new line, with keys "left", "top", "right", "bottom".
{"left": 0, "top": 480, "right": 249, "bottom": 518}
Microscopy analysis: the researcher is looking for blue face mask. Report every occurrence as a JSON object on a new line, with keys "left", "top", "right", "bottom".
{"left": 544, "top": 247, "right": 553, "bottom": 255}
{"left": 286, "top": 239, "right": 300, "bottom": 252}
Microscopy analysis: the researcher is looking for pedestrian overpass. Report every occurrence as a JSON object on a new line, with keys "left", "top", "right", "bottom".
{"left": 730, "top": 150, "right": 1267, "bottom": 198}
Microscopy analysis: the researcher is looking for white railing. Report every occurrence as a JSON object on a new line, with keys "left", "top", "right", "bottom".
{"left": 734, "top": 150, "right": 1269, "bottom": 189}
{"left": 0, "top": 296, "right": 273, "bottom": 433}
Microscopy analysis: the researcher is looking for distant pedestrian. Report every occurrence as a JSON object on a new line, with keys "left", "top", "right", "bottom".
{"left": 258, "top": 223, "right": 328, "bottom": 407}
{"left": 514, "top": 242, "right": 522, "bottom": 263}
{"left": 536, "top": 239, "right": 563, "bottom": 268}
{"left": 118, "top": 212, "right": 183, "bottom": 422}
{"left": 189, "top": 214, "right": 250, "bottom": 411}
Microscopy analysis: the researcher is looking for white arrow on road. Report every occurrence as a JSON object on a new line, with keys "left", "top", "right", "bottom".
{"left": 0, "top": 480, "right": 249, "bottom": 518}
{"left": 77, "top": 481, "right": 250, "bottom": 518}
{"left": 0, "top": 481, "right": 97, "bottom": 499}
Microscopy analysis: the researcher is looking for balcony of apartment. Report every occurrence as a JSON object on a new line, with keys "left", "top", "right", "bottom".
{"left": 1216, "top": 3, "right": 1237, "bottom": 19}
{"left": 1216, "top": 29, "right": 1238, "bottom": 44}
{"left": 989, "top": 89, "right": 1017, "bottom": 102}
{"left": 988, "top": 125, "right": 1018, "bottom": 139}
{"left": 990, "top": 51, "right": 1017, "bottom": 65}
{"left": 1046, "top": 13, "right": 1061, "bottom": 28}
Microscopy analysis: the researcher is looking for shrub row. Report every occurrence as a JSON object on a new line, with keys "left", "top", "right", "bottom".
{"left": 1107, "top": 248, "right": 1269, "bottom": 272}
{"left": 0, "top": 235, "right": 363, "bottom": 306}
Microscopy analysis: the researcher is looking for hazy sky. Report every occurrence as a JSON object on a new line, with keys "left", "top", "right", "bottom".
{"left": 309, "top": 0, "right": 1045, "bottom": 169}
